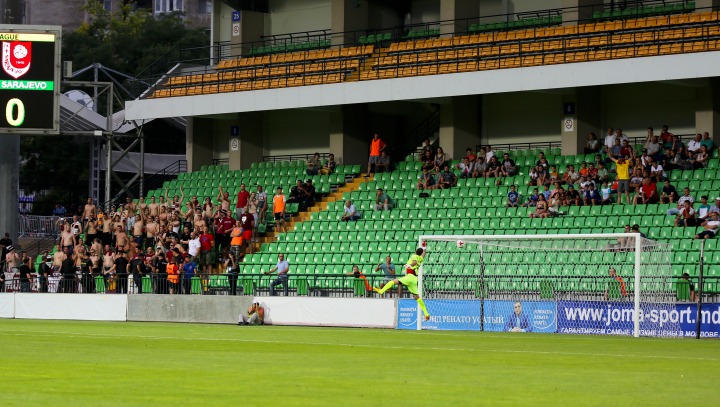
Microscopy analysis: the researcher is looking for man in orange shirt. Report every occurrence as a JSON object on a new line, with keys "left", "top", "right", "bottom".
{"left": 273, "top": 187, "right": 287, "bottom": 234}
{"left": 604, "top": 267, "right": 627, "bottom": 300}
{"left": 366, "top": 133, "right": 387, "bottom": 177}
{"left": 167, "top": 257, "right": 180, "bottom": 294}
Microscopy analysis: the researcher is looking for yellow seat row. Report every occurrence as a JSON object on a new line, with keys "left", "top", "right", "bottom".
{"left": 150, "top": 74, "right": 344, "bottom": 98}
{"left": 166, "top": 60, "right": 359, "bottom": 86}
{"left": 386, "top": 12, "right": 719, "bottom": 53}
{"left": 214, "top": 46, "right": 374, "bottom": 69}
{"left": 376, "top": 25, "right": 720, "bottom": 67}
{"left": 360, "top": 41, "right": 720, "bottom": 80}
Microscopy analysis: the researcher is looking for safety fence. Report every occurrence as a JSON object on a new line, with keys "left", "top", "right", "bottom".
{"left": 18, "top": 215, "right": 64, "bottom": 237}
{"left": 2, "top": 273, "right": 715, "bottom": 304}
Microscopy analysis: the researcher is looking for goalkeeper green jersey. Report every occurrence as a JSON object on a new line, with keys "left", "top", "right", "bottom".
{"left": 406, "top": 254, "right": 424, "bottom": 275}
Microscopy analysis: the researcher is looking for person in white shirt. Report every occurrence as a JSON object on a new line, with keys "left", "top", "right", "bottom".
{"left": 601, "top": 128, "right": 616, "bottom": 154}
{"left": 687, "top": 134, "right": 703, "bottom": 157}
{"left": 188, "top": 232, "right": 201, "bottom": 262}
{"left": 695, "top": 212, "right": 720, "bottom": 239}
{"left": 667, "top": 188, "right": 694, "bottom": 216}
{"left": 615, "top": 128, "right": 629, "bottom": 144}
{"left": 640, "top": 149, "right": 652, "bottom": 167}
{"left": 485, "top": 145, "right": 495, "bottom": 162}
{"left": 648, "top": 157, "right": 666, "bottom": 182}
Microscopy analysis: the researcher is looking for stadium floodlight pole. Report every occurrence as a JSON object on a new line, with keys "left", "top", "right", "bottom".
{"left": 634, "top": 232, "right": 641, "bottom": 338}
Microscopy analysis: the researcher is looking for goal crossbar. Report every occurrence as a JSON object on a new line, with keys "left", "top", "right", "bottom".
{"left": 418, "top": 234, "right": 646, "bottom": 336}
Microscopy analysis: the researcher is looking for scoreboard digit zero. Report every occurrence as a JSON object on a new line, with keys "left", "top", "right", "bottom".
{"left": 0, "top": 25, "right": 61, "bottom": 135}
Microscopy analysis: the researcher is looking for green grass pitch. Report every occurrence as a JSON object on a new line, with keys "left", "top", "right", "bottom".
{"left": 1, "top": 319, "right": 718, "bottom": 406}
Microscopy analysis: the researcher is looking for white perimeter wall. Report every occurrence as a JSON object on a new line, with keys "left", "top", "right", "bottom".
{"left": 266, "top": 0, "right": 332, "bottom": 36}
{"left": 257, "top": 297, "right": 397, "bottom": 328}
{"left": 14, "top": 294, "right": 127, "bottom": 321}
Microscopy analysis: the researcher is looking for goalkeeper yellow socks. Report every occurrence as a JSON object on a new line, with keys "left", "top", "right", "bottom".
{"left": 377, "top": 281, "right": 395, "bottom": 294}
{"left": 416, "top": 298, "right": 429, "bottom": 318}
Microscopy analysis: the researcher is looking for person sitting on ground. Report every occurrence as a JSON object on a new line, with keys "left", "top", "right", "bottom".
{"left": 438, "top": 165, "right": 458, "bottom": 189}
{"left": 238, "top": 301, "right": 264, "bottom": 326}
{"left": 695, "top": 211, "right": 720, "bottom": 240}
{"left": 583, "top": 182, "right": 601, "bottom": 206}
{"left": 667, "top": 188, "right": 694, "bottom": 216}
{"left": 522, "top": 188, "right": 540, "bottom": 207}
{"left": 374, "top": 188, "right": 393, "bottom": 211}
{"left": 416, "top": 167, "right": 436, "bottom": 190}
{"left": 633, "top": 178, "right": 658, "bottom": 205}
{"left": 306, "top": 152, "right": 321, "bottom": 176}
{"left": 529, "top": 195, "right": 549, "bottom": 219}
{"left": 342, "top": 200, "right": 360, "bottom": 222}
{"left": 565, "top": 185, "right": 582, "bottom": 206}
{"left": 675, "top": 200, "right": 697, "bottom": 227}
{"left": 506, "top": 185, "right": 519, "bottom": 208}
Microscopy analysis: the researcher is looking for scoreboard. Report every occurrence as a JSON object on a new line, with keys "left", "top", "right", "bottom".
{"left": 0, "top": 25, "right": 61, "bottom": 135}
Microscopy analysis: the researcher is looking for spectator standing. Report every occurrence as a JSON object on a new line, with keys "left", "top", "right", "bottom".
{"left": 188, "top": 232, "right": 201, "bottom": 264}
{"left": 506, "top": 185, "right": 519, "bottom": 208}
{"left": 229, "top": 223, "right": 244, "bottom": 261}
{"left": 375, "top": 151, "right": 392, "bottom": 173}
{"left": 306, "top": 153, "right": 322, "bottom": 176}
{"left": 37, "top": 255, "right": 51, "bottom": 293}
{"left": 608, "top": 154, "right": 631, "bottom": 205}
{"left": 342, "top": 200, "right": 360, "bottom": 221}
{"left": 225, "top": 253, "right": 239, "bottom": 296}
{"left": 265, "top": 253, "right": 289, "bottom": 296}
{"left": 18, "top": 257, "right": 32, "bottom": 292}
{"left": 695, "top": 211, "right": 720, "bottom": 240}
{"left": 182, "top": 255, "right": 197, "bottom": 294}
{"left": 367, "top": 134, "right": 387, "bottom": 177}
{"left": 273, "top": 187, "right": 287, "bottom": 234}
{"left": 601, "top": 128, "right": 615, "bottom": 154}
{"left": 130, "top": 250, "right": 145, "bottom": 294}
{"left": 198, "top": 225, "right": 215, "bottom": 276}
{"left": 236, "top": 183, "right": 250, "bottom": 220}
{"left": 239, "top": 211, "right": 255, "bottom": 255}
{"left": 304, "top": 179, "right": 316, "bottom": 206}
{"left": 667, "top": 188, "right": 694, "bottom": 216}
{"left": 374, "top": 188, "right": 394, "bottom": 211}
{"left": 5, "top": 245, "right": 20, "bottom": 276}
{"left": 433, "top": 147, "right": 446, "bottom": 172}
{"left": 0, "top": 232, "right": 11, "bottom": 262}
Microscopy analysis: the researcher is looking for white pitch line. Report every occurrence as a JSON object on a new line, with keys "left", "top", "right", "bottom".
{"left": 0, "top": 329, "right": 715, "bottom": 362}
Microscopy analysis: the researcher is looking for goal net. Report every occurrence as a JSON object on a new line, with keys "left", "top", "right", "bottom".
{"left": 414, "top": 234, "right": 681, "bottom": 337}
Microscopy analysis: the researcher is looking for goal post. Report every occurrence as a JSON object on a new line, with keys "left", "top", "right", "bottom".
{"left": 415, "top": 234, "right": 680, "bottom": 337}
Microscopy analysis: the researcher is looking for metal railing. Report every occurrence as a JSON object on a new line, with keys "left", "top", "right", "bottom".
{"left": 104, "top": 160, "right": 187, "bottom": 205}
{"left": 18, "top": 215, "right": 65, "bottom": 238}
{"left": 263, "top": 153, "right": 331, "bottom": 164}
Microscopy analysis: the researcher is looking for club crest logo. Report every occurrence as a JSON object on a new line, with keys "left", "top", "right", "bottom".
{"left": 2, "top": 41, "right": 31, "bottom": 79}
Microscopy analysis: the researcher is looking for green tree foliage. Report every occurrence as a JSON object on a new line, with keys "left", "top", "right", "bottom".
{"left": 63, "top": 0, "right": 210, "bottom": 80}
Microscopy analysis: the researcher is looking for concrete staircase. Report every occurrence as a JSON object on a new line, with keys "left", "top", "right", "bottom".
{"left": 254, "top": 174, "right": 374, "bottom": 248}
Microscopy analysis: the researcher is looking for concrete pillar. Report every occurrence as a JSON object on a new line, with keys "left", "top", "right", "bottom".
{"left": 696, "top": 78, "right": 720, "bottom": 145}
{"left": 439, "top": 95, "right": 481, "bottom": 161}
{"left": 561, "top": 0, "right": 597, "bottom": 26}
{"left": 228, "top": 112, "right": 264, "bottom": 171}
{"left": 0, "top": 136, "right": 19, "bottom": 246}
{"left": 230, "top": 10, "right": 265, "bottom": 58}
{"left": 696, "top": 1, "right": 720, "bottom": 10}
{"left": 440, "top": 0, "right": 481, "bottom": 35}
{"left": 329, "top": 104, "right": 369, "bottom": 166}
{"left": 331, "top": 0, "right": 369, "bottom": 48}
{"left": 561, "top": 87, "right": 601, "bottom": 156}
{"left": 186, "top": 117, "right": 214, "bottom": 172}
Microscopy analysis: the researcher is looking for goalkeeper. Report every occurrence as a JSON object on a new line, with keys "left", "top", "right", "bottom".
{"left": 373, "top": 248, "right": 430, "bottom": 321}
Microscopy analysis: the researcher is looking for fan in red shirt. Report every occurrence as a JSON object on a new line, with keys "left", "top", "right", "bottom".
{"left": 236, "top": 183, "right": 250, "bottom": 220}
{"left": 239, "top": 212, "right": 255, "bottom": 255}
{"left": 216, "top": 209, "right": 235, "bottom": 260}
